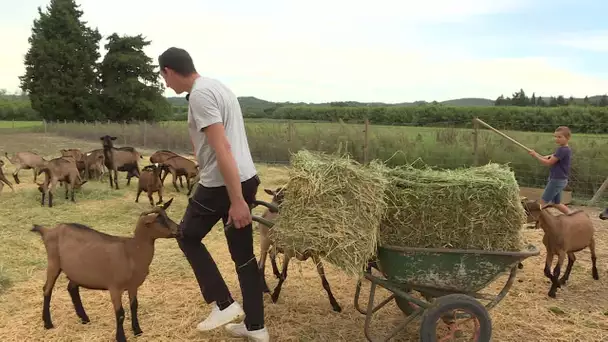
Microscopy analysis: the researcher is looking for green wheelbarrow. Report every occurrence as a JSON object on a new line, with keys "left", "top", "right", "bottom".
{"left": 354, "top": 244, "right": 540, "bottom": 342}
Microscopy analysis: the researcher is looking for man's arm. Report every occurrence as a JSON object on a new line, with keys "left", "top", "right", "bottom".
{"left": 189, "top": 89, "right": 244, "bottom": 204}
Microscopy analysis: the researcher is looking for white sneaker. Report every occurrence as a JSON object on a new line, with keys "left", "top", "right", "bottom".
{"left": 196, "top": 302, "right": 244, "bottom": 332}
{"left": 225, "top": 322, "right": 269, "bottom": 342}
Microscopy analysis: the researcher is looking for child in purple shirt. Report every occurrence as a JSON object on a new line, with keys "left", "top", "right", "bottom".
{"left": 528, "top": 126, "right": 572, "bottom": 215}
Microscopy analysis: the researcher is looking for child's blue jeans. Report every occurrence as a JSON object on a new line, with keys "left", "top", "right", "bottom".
{"left": 541, "top": 178, "right": 568, "bottom": 204}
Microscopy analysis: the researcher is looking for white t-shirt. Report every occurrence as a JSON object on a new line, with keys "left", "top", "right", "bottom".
{"left": 187, "top": 76, "right": 257, "bottom": 187}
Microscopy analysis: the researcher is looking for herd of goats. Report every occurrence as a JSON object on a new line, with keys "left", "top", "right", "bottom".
{"left": 0, "top": 134, "right": 342, "bottom": 342}
{"left": 0, "top": 135, "right": 607, "bottom": 341}
{"left": 1, "top": 134, "right": 199, "bottom": 207}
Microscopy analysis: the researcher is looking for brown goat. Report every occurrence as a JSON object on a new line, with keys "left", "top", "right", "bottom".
{"left": 0, "top": 159, "right": 15, "bottom": 193}
{"left": 149, "top": 150, "right": 185, "bottom": 186}
{"left": 523, "top": 200, "right": 599, "bottom": 298}
{"left": 36, "top": 157, "right": 87, "bottom": 207}
{"left": 258, "top": 187, "right": 341, "bottom": 312}
{"left": 31, "top": 198, "right": 180, "bottom": 342}
{"left": 100, "top": 135, "right": 142, "bottom": 190}
{"left": 136, "top": 164, "right": 164, "bottom": 206}
{"left": 60, "top": 148, "right": 86, "bottom": 175}
{"left": 83, "top": 149, "right": 106, "bottom": 181}
{"left": 160, "top": 155, "right": 198, "bottom": 194}
{"left": 4, "top": 151, "right": 46, "bottom": 184}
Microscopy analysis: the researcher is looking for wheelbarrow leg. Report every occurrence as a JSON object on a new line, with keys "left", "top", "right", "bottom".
{"left": 362, "top": 281, "right": 421, "bottom": 342}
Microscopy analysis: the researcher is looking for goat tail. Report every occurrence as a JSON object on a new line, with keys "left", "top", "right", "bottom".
{"left": 31, "top": 224, "right": 48, "bottom": 237}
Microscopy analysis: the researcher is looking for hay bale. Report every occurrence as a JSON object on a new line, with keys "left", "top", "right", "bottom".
{"left": 271, "top": 150, "right": 389, "bottom": 276}
{"left": 381, "top": 162, "right": 526, "bottom": 251}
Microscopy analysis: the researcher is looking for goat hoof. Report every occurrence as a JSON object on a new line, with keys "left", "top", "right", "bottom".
{"left": 80, "top": 317, "right": 90, "bottom": 324}
{"left": 518, "top": 263, "right": 524, "bottom": 269}
{"left": 333, "top": 305, "right": 342, "bottom": 313}
{"left": 548, "top": 291, "right": 556, "bottom": 298}
{"left": 133, "top": 328, "right": 143, "bottom": 336}
{"left": 270, "top": 293, "right": 279, "bottom": 303}
{"left": 44, "top": 322, "right": 54, "bottom": 329}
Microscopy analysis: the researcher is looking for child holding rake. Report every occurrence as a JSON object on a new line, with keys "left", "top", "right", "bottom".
{"left": 528, "top": 126, "right": 573, "bottom": 215}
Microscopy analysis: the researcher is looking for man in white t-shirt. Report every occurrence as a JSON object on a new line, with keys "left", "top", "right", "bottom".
{"left": 158, "top": 47, "right": 268, "bottom": 341}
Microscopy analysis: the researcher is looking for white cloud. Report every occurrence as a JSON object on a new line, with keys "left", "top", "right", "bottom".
{"left": 1, "top": 0, "right": 606, "bottom": 102}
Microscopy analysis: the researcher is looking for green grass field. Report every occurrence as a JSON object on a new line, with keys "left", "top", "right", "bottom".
{"left": 2, "top": 119, "right": 607, "bottom": 201}
{"left": 0, "top": 120, "right": 42, "bottom": 129}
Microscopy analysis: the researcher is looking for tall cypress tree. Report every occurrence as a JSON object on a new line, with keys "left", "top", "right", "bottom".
{"left": 19, "top": 0, "right": 102, "bottom": 121}
{"left": 98, "top": 33, "right": 171, "bottom": 122}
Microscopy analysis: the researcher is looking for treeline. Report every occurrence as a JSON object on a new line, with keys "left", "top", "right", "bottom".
{"left": 249, "top": 105, "right": 608, "bottom": 133}
{"left": 17, "top": 0, "right": 170, "bottom": 122}
{"left": 0, "top": 93, "right": 40, "bottom": 120}
{"left": 495, "top": 89, "right": 608, "bottom": 107}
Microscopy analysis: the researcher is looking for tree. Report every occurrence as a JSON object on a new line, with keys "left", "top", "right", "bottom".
{"left": 98, "top": 33, "right": 171, "bottom": 122}
{"left": 599, "top": 95, "right": 608, "bottom": 107}
{"left": 19, "top": 0, "right": 102, "bottom": 121}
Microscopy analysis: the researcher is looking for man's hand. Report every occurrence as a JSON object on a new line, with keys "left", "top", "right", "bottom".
{"left": 528, "top": 149, "right": 539, "bottom": 158}
{"left": 227, "top": 198, "right": 252, "bottom": 229}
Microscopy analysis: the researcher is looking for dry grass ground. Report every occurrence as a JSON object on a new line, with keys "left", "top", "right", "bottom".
{"left": 0, "top": 132, "right": 607, "bottom": 342}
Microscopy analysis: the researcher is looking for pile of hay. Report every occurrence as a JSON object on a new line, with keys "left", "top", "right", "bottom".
{"left": 381, "top": 162, "right": 527, "bottom": 251}
{"left": 271, "top": 150, "right": 389, "bottom": 277}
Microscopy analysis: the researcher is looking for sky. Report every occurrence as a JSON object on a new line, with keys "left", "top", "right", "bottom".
{"left": 1, "top": 0, "right": 608, "bottom": 103}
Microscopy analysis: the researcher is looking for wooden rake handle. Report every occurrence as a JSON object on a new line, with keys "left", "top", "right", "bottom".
{"left": 474, "top": 118, "right": 533, "bottom": 153}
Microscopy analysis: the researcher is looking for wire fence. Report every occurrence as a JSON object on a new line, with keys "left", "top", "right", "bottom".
{"left": 8, "top": 118, "right": 608, "bottom": 205}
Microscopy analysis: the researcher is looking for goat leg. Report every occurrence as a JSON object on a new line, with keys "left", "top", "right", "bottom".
{"left": 548, "top": 252, "right": 565, "bottom": 298}
{"left": 12, "top": 166, "right": 21, "bottom": 184}
{"left": 42, "top": 265, "right": 62, "bottom": 329}
{"left": 110, "top": 288, "right": 127, "bottom": 342}
{"left": 258, "top": 232, "right": 271, "bottom": 294}
{"left": 270, "top": 246, "right": 281, "bottom": 279}
{"left": 156, "top": 187, "right": 164, "bottom": 205}
{"left": 271, "top": 251, "right": 292, "bottom": 303}
{"left": 67, "top": 280, "right": 90, "bottom": 324}
{"left": 312, "top": 254, "right": 342, "bottom": 312}
{"left": 172, "top": 171, "right": 180, "bottom": 192}
{"left": 64, "top": 182, "right": 69, "bottom": 200}
{"left": 128, "top": 288, "right": 143, "bottom": 336}
{"left": 70, "top": 182, "right": 75, "bottom": 202}
{"left": 147, "top": 191, "right": 154, "bottom": 207}
{"left": 114, "top": 169, "right": 119, "bottom": 190}
{"left": 559, "top": 252, "right": 576, "bottom": 285}
{"left": 590, "top": 238, "right": 599, "bottom": 280}
{"left": 135, "top": 189, "right": 143, "bottom": 203}
{"left": 179, "top": 176, "right": 184, "bottom": 188}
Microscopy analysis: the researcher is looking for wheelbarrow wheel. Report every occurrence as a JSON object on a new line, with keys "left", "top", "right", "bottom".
{"left": 419, "top": 294, "right": 492, "bottom": 342}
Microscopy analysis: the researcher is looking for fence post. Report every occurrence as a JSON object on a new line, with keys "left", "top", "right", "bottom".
{"left": 123, "top": 120, "right": 127, "bottom": 145}
{"left": 472, "top": 118, "right": 479, "bottom": 166}
{"left": 363, "top": 118, "right": 370, "bottom": 164}
{"left": 43, "top": 119, "right": 47, "bottom": 133}
{"left": 287, "top": 121, "right": 293, "bottom": 142}
{"left": 590, "top": 175, "right": 608, "bottom": 205}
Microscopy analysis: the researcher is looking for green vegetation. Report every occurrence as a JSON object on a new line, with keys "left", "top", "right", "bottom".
{"left": 4, "top": 119, "right": 601, "bottom": 201}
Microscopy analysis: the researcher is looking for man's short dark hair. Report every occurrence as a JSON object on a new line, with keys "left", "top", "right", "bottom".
{"left": 158, "top": 47, "right": 197, "bottom": 76}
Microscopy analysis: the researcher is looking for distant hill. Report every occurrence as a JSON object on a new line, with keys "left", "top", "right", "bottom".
{"left": 166, "top": 96, "right": 498, "bottom": 108}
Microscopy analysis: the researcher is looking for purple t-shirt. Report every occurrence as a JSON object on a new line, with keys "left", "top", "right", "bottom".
{"left": 550, "top": 146, "right": 571, "bottom": 180}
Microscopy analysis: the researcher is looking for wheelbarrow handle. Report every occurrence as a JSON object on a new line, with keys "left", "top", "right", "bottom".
{"left": 224, "top": 215, "right": 275, "bottom": 231}
{"left": 253, "top": 199, "right": 279, "bottom": 213}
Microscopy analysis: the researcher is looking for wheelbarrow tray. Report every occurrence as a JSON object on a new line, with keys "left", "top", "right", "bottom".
{"left": 376, "top": 244, "right": 539, "bottom": 294}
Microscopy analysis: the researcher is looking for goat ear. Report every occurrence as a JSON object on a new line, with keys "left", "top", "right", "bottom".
{"left": 264, "top": 189, "right": 274, "bottom": 196}
{"left": 99, "top": 137, "right": 105, "bottom": 140}
{"left": 162, "top": 198, "right": 174, "bottom": 210}
{"left": 111, "top": 136, "right": 117, "bottom": 140}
